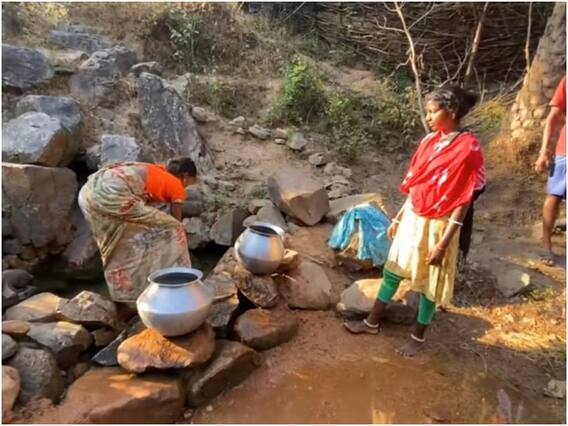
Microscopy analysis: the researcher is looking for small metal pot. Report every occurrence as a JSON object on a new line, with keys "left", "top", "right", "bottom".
{"left": 136, "top": 267, "right": 213, "bottom": 336}
{"left": 234, "top": 221, "right": 285, "bottom": 275}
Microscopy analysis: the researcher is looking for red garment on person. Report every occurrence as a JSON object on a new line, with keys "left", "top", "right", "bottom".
{"left": 400, "top": 130, "right": 484, "bottom": 218}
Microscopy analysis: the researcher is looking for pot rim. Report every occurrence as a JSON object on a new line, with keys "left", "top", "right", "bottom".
{"left": 148, "top": 267, "right": 204, "bottom": 287}
{"left": 246, "top": 221, "right": 285, "bottom": 237}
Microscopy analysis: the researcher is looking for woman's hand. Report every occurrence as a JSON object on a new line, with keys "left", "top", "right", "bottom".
{"left": 534, "top": 153, "right": 551, "bottom": 173}
{"left": 387, "top": 222, "right": 399, "bottom": 241}
{"left": 426, "top": 244, "right": 447, "bottom": 266}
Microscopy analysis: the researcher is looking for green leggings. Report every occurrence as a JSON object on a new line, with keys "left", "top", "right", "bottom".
{"left": 377, "top": 269, "right": 436, "bottom": 325}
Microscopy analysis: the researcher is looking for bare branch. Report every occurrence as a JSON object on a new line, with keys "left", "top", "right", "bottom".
{"left": 464, "top": 2, "right": 489, "bottom": 84}
{"left": 524, "top": 2, "right": 533, "bottom": 75}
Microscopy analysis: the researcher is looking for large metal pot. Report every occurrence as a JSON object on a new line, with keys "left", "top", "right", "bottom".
{"left": 136, "top": 267, "right": 213, "bottom": 336}
{"left": 234, "top": 221, "right": 285, "bottom": 275}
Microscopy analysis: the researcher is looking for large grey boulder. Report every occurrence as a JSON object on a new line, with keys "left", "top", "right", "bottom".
{"left": 267, "top": 169, "right": 329, "bottom": 226}
{"left": 209, "top": 209, "right": 249, "bottom": 246}
{"left": 61, "top": 207, "right": 102, "bottom": 280}
{"left": 15, "top": 95, "right": 82, "bottom": 140}
{"left": 49, "top": 25, "right": 111, "bottom": 54}
{"left": 69, "top": 46, "right": 137, "bottom": 105}
{"left": 2, "top": 164, "right": 77, "bottom": 248}
{"left": 27, "top": 321, "right": 92, "bottom": 368}
{"left": 2, "top": 44, "right": 54, "bottom": 90}
{"left": 137, "top": 72, "right": 213, "bottom": 170}
{"left": 2, "top": 112, "right": 75, "bottom": 167}
{"left": 99, "top": 134, "right": 141, "bottom": 166}
{"left": 6, "top": 347, "right": 64, "bottom": 404}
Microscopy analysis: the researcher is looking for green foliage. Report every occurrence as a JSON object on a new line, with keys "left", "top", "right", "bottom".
{"left": 268, "top": 57, "right": 326, "bottom": 126}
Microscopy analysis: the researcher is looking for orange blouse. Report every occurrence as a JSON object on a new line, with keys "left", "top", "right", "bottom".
{"left": 145, "top": 164, "right": 186, "bottom": 203}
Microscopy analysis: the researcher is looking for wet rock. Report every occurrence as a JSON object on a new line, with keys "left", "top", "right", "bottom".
{"left": 324, "top": 162, "right": 352, "bottom": 178}
{"left": 2, "top": 44, "right": 54, "bottom": 90}
{"left": 207, "top": 295, "right": 240, "bottom": 338}
{"left": 2, "top": 164, "right": 77, "bottom": 248}
{"left": 2, "top": 112, "right": 74, "bottom": 167}
{"left": 234, "top": 266, "right": 279, "bottom": 308}
{"left": 92, "top": 329, "right": 128, "bottom": 366}
{"left": 210, "top": 209, "right": 249, "bottom": 246}
{"left": 308, "top": 152, "right": 327, "bottom": 167}
{"left": 204, "top": 274, "right": 238, "bottom": 301}
{"left": 248, "top": 199, "right": 271, "bottom": 215}
{"left": 69, "top": 46, "right": 137, "bottom": 105}
{"left": 279, "top": 260, "right": 332, "bottom": 310}
{"left": 183, "top": 217, "right": 210, "bottom": 249}
{"left": 326, "top": 193, "right": 388, "bottom": 224}
{"left": 384, "top": 302, "right": 416, "bottom": 325}
{"left": 497, "top": 269, "right": 531, "bottom": 297}
{"left": 255, "top": 204, "right": 288, "bottom": 232}
{"left": 61, "top": 207, "right": 102, "bottom": 280}
{"left": 267, "top": 169, "right": 329, "bottom": 226}
{"left": 15, "top": 95, "right": 82, "bottom": 140}
{"left": 3, "top": 334, "right": 18, "bottom": 360}
{"left": 37, "top": 48, "right": 88, "bottom": 73}
{"left": 6, "top": 347, "right": 64, "bottom": 404}
{"left": 187, "top": 340, "right": 261, "bottom": 407}
{"left": 91, "top": 328, "right": 118, "bottom": 347}
{"left": 27, "top": 321, "right": 92, "bottom": 368}
{"left": 248, "top": 125, "right": 271, "bottom": 140}
{"left": 2, "top": 320, "right": 31, "bottom": 337}
{"left": 5, "top": 292, "right": 65, "bottom": 322}
{"left": 544, "top": 379, "right": 566, "bottom": 399}
{"left": 99, "top": 134, "right": 141, "bottom": 166}
{"left": 277, "top": 249, "right": 301, "bottom": 274}
{"left": 234, "top": 309, "right": 299, "bottom": 350}
{"left": 163, "top": 72, "right": 191, "bottom": 97}
{"left": 2, "top": 366, "right": 20, "bottom": 419}
{"left": 56, "top": 290, "right": 118, "bottom": 330}
{"left": 287, "top": 132, "right": 308, "bottom": 151}
{"left": 273, "top": 128, "right": 288, "bottom": 139}
{"left": 130, "top": 61, "right": 163, "bottom": 76}
{"left": 49, "top": 25, "right": 110, "bottom": 54}
{"left": 137, "top": 72, "right": 213, "bottom": 169}
{"left": 51, "top": 367, "right": 184, "bottom": 423}
{"left": 117, "top": 324, "right": 215, "bottom": 373}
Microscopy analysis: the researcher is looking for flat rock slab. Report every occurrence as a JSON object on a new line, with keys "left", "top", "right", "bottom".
{"left": 234, "top": 266, "right": 279, "bottom": 308}
{"left": 2, "top": 44, "right": 54, "bottom": 90}
{"left": 27, "top": 321, "right": 92, "bottom": 368}
{"left": 203, "top": 274, "right": 238, "bottom": 301}
{"left": 100, "top": 134, "right": 142, "bottom": 166}
{"left": 56, "top": 290, "right": 118, "bottom": 330}
{"left": 2, "top": 320, "right": 31, "bottom": 337}
{"left": 2, "top": 366, "right": 20, "bottom": 420}
{"left": 45, "top": 367, "right": 184, "bottom": 424}
{"left": 6, "top": 346, "right": 64, "bottom": 404}
{"left": 2, "top": 334, "right": 18, "bottom": 360}
{"left": 117, "top": 324, "right": 215, "bottom": 373}
{"left": 207, "top": 295, "right": 240, "bottom": 339}
{"left": 278, "top": 260, "right": 332, "bottom": 310}
{"left": 187, "top": 340, "right": 261, "bottom": 407}
{"left": 497, "top": 269, "right": 532, "bottom": 297}
{"left": 234, "top": 309, "right": 299, "bottom": 350}
{"left": 5, "top": 292, "right": 65, "bottom": 322}
{"left": 267, "top": 169, "right": 329, "bottom": 226}
{"left": 2, "top": 112, "right": 73, "bottom": 167}
{"left": 2, "top": 164, "right": 77, "bottom": 248}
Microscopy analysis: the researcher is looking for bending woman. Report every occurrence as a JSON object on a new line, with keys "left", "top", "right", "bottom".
{"left": 344, "top": 86, "right": 484, "bottom": 357}
{"left": 78, "top": 158, "right": 198, "bottom": 308}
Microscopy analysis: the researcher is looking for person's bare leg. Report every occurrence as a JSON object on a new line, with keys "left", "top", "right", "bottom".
{"left": 343, "top": 299, "right": 387, "bottom": 334}
{"left": 397, "top": 323, "right": 428, "bottom": 357}
{"left": 541, "top": 194, "right": 561, "bottom": 265}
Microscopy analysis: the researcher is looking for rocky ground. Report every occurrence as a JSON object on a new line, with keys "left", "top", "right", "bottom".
{"left": 2, "top": 7, "right": 566, "bottom": 425}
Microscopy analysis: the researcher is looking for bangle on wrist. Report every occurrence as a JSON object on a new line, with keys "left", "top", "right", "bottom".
{"left": 449, "top": 219, "right": 463, "bottom": 226}
{"left": 392, "top": 218, "right": 400, "bottom": 224}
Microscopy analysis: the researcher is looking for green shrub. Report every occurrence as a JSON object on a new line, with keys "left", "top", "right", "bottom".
{"left": 268, "top": 57, "right": 326, "bottom": 126}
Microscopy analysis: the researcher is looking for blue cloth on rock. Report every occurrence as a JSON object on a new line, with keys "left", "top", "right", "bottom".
{"left": 328, "top": 204, "right": 391, "bottom": 267}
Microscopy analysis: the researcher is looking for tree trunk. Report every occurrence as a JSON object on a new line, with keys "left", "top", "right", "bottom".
{"left": 508, "top": 2, "right": 565, "bottom": 147}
